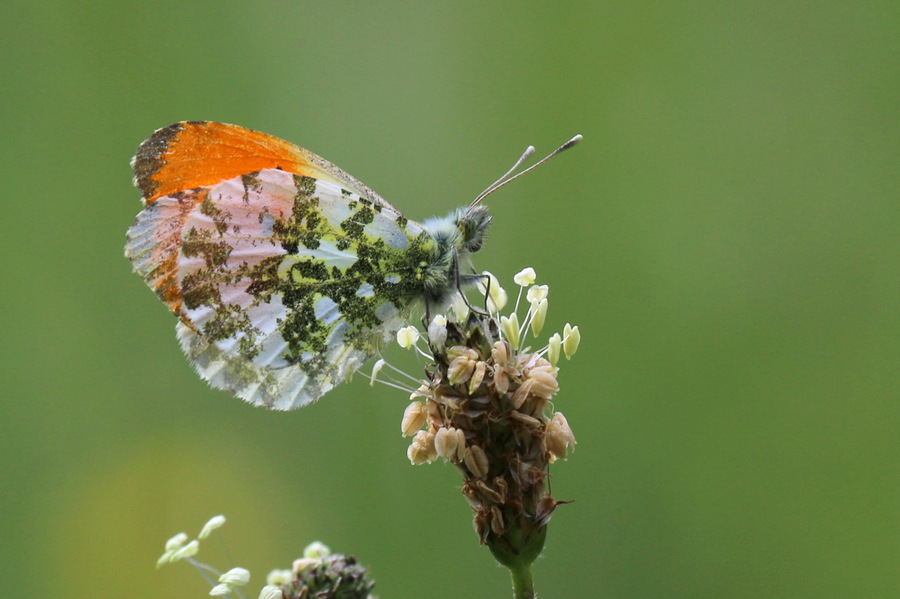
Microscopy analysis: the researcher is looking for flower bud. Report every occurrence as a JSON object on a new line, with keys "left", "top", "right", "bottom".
{"left": 514, "top": 267, "right": 537, "bottom": 286}
{"left": 396, "top": 325, "right": 419, "bottom": 349}
{"left": 500, "top": 313, "right": 520, "bottom": 351}
{"left": 479, "top": 271, "right": 508, "bottom": 312}
{"left": 266, "top": 569, "right": 292, "bottom": 585}
{"left": 455, "top": 428, "right": 467, "bottom": 461}
{"left": 303, "top": 541, "right": 331, "bottom": 559}
{"left": 463, "top": 445, "right": 489, "bottom": 478}
{"left": 547, "top": 332, "right": 561, "bottom": 367}
{"left": 492, "top": 363, "right": 510, "bottom": 395}
{"left": 469, "top": 361, "right": 486, "bottom": 394}
{"left": 164, "top": 532, "right": 188, "bottom": 552}
{"left": 447, "top": 347, "right": 478, "bottom": 385}
{"left": 527, "top": 364, "right": 559, "bottom": 397}
{"left": 545, "top": 411, "right": 576, "bottom": 460}
{"left": 292, "top": 558, "right": 319, "bottom": 574}
{"left": 526, "top": 284, "right": 548, "bottom": 303}
{"left": 408, "top": 430, "right": 437, "bottom": 464}
{"left": 448, "top": 292, "right": 469, "bottom": 322}
{"left": 258, "top": 586, "right": 284, "bottom": 599}
{"left": 490, "top": 505, "right": 505, "bottom": 535}
{"left": 530, "top": 298, "right": 548, "bottom": 336}
{"left": 401, "top": 401, "right": 427, "bottom": 436}
{"left": 563, "top": 323, "right": 580, "bottom": 359}
{"left": 198, "top": 515, "right": 226, "bottom": 540}
{"left": 427, "top": 314, "right": 448, "bottom": 348}
{"left": 369, "top": 359, "right": 385, "bottom": 386}
{"left": 510, "top": 379, "right": 534, "bottom": 410}
{"left": 434, "top": 427, "right": 461, "bottom": 461}
{"left": 218, "top": 567, "right": 250, "bottom": 587}
{"left": 491, "top": 340, "right": 509, "bottom": 366}
{"left": 170, "top": 540, "right": 199, "bottom": 562}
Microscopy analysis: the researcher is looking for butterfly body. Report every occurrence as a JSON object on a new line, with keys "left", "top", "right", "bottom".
{"left": 126, "top": 121, "right": 488, "bottom": 409}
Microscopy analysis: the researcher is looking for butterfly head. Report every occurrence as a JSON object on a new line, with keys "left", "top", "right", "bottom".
{"left": 422, "top": 204, "right": 492, "bottom": 257}
{"left": 458, "top": 203, "right": 492, "bottom": 253}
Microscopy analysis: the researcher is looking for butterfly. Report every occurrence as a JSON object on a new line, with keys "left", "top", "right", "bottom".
{"left": 125, "top": 121, "right": 580, "bottom": 410}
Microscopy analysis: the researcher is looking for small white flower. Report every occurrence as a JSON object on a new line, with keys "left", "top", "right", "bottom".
{"left": 259, "top": 585, "right": 285, "bottom": 599}
{"left": 198, "top": 515, "right": 226, "bottom": 540}
{"left": 500, "top": 313, "right": 520, "bottom": 351}
{"left": 303, "top": 540, "right": 331, "bottom": 559}
{"left": 428, "top": 314, "right": 448, "bottom": 347}
{"left": 478, "top": 271, "right": 508, "bottom": 312}
{"left": 563, "top": 323, "right": 581, "bottom": 359}
{"left": 547, "top": 332, "right": 562, "bottom": 367}
{"left": 448, "top": 293, "right": 469, "bottom": 322}
{"left": 266, "top": 569, "right": 293, "bottom": 586}
{"left": 156, "top": 552, "right": 173, "bottom": 568}
{"left": 396, "top": 326, "right": 419, "bottom": 349}
{"left": 530, "top": 298, "right": 548, "bottom": 337}
{"left": 514, "top": 267, "right": 536, "bottom": 286}
{"left": 209, "top": 583, "right": 231, "bottom": 596}
{"left": 164, "top": 532, "right": 189, "bottom": 552}
{"left": 463, "top": 445, "right": 489, "bottom": 478}
{"left": 170, "top": 539, "right": 199, "bottom": 562}
{"left": 292, "top": 557, "right": 319, "bottom": 574}
{"left": 401, "top": 401, "right": 427, "bottom": 437}
{"left": 219, "top": 567, "right": 251, "bottom": 587}
{"left": 407, "top": 429, "right": 437, "bottom": 465}
{"left": 447, "top": 346, "right": 479, "bottom": 385}
{"left": 369, "top": 359, "right": 386, "bottom": 386}
{"left": 434, "top": 427, "right": 462, "bottom": 461}
{"left": 546, "top": 411, "right": 577, "bottom": 460}
{"left": 526, "top": 284, "right": 549, "bottom": 303}
{"left": 408, "top": 383, "right": 430, "bottom": 400}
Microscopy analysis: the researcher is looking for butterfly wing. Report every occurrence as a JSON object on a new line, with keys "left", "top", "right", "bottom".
{"left": 126, "top": 123, "right": 434, "bottom": 409}
{"left": 132, "top": 120, "right": 400, "bottom": 212}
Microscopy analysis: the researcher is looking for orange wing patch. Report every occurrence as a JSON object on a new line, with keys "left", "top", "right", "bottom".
{"left": 132, "top": 121, "right": 322, "bottom": 202}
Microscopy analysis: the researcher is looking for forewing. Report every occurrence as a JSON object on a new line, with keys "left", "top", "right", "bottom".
{"left": 125, "top": 168, "right": 433, "bottom": 409}
{"left": 132, "top": 121, "right": 400, "bottom": 213}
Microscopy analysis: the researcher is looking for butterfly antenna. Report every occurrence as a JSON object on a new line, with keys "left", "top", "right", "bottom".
{"left": 469, "top": 134, "right": 582, "bottom": 208}
{"left": 477, "top": 145, "right": 536, "bottom": 202}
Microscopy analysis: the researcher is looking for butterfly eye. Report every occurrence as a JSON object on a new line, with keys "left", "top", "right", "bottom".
{"left": 459, "top": 205, "right": 491, "bottom": 253}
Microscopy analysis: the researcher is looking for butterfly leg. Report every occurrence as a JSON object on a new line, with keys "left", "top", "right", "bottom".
{"left": 455, "top": 249, "right": 490, "bottom": 316}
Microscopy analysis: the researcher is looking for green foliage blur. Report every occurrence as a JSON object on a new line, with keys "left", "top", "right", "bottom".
{"left": 1, "top": 2, "right": 896, "bottom": 597}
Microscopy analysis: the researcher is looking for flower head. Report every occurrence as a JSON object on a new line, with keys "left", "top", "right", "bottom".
{"left": 281, "top": 551, "right": 376, "bottom": 599}
{"left": 157, "top": 517, "right": 373, "bottom": 599}
{"left": 400, "top": 269, "right": 580, "bottom": 567}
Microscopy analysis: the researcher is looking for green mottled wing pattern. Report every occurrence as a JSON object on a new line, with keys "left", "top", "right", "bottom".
{"left": 128, "top": 168, "right": 436, "bottom": 409}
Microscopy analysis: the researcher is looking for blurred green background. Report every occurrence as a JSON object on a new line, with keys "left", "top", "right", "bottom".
{"left": 2, "top": 1, "right": 897, "bottom": 597}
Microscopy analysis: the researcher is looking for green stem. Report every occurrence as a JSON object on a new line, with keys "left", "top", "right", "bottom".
{"left": 508, "top": 562, "right": 535, "bottom": 599}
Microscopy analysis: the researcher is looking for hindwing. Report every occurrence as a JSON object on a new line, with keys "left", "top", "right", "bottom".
{"left": 126, "top": 167, "right": 434, "bottom": 409}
